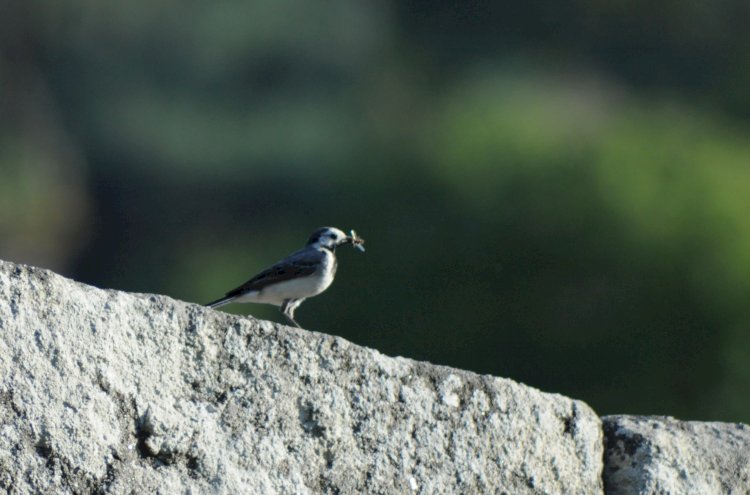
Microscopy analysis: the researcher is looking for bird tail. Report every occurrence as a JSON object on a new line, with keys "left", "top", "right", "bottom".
{"left": 205, "top": 296, "right": 234, "bottom": 309}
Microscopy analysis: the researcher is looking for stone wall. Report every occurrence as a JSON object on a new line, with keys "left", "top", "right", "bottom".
{"left": 0, "top": 260, "right": 746, "bottom": 494}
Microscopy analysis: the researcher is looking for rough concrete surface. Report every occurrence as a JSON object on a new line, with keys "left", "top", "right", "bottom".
{"left": 0, "top": 260, "right": 604, "bottom": 494}
{"left": 604, "top": 415, "right": 750, "bottom": 495}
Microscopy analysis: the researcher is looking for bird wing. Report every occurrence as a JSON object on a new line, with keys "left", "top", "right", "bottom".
{"left": 225, "top": 247, "right": 325, "bottom": 297}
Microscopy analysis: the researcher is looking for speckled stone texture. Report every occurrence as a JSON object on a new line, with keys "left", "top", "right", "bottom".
{"left": 0, "top": 260, "right": 603, "bottom": 494}
{"left": 604, "top": 415, "right": 750, "bottom": 495}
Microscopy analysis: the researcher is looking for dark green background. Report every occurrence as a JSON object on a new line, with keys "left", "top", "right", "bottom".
{"left": 3, "top": 1, "right": 750, "bottom": 422}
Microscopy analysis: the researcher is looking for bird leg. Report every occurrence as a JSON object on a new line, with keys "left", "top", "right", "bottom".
{"left": 281, "top": 299, "right": 303, "bottom": 328}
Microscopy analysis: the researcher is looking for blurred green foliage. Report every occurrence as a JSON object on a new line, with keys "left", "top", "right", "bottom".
{"left": 2, "top": 0, "right": 750, "bottom": 421}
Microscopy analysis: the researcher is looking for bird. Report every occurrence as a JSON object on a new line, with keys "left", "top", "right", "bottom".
{"left": 205, "top": 227, "right": 365, "bottom": 328}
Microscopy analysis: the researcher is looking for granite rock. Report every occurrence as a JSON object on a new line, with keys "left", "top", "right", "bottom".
{"left": 604, "top": 415, "right": 750, "bottom": 495}
{"left": 0, "top": 260, "right": 603, "bottom": 494}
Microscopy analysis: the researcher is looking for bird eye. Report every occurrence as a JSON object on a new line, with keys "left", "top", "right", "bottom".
{"left": 329, "top": 233, "right": 336, "bottom": 239}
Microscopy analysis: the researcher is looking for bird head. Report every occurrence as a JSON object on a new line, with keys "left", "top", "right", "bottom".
{"left": 307, "top": 227, "right": 365, "bottom": 252}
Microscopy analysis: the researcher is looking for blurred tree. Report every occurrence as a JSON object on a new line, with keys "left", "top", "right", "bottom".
{"left": 0, "top": 1, "right": 90, "bottom": 270}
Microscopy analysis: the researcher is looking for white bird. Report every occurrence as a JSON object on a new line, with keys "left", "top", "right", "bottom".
{"left": 206, "top": 227, "right": 365, "bottom": 327}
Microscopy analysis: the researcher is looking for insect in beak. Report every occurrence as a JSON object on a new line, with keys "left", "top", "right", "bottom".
{"left": 348, "top": 230, "right": 365, "bottom": 252}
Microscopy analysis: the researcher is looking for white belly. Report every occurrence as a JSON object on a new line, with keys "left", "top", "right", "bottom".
{"left": 234, "top": 258, "right": 335, "bottom": 306}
